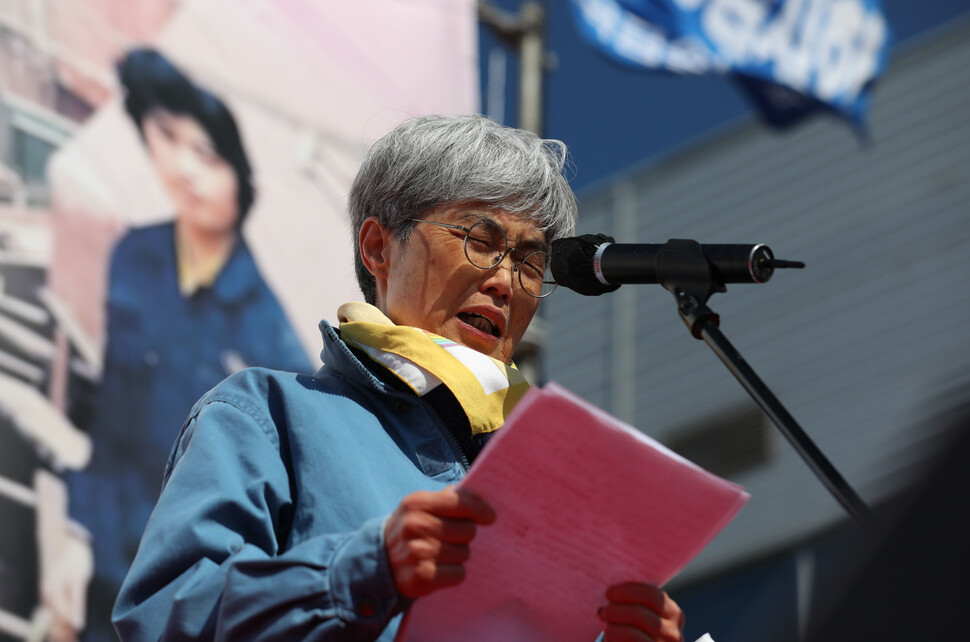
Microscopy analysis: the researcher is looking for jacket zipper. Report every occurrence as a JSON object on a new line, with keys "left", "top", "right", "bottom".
{"left": 423, "top": 400, "right": 471, "bottom": 472}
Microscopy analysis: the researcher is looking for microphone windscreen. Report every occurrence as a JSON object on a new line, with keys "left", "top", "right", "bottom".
{"left": 551, "top": 234, "right": 621, "bottom": 296}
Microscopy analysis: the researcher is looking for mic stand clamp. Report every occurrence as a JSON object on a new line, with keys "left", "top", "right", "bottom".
{"left": 655, "top": 240, "right": 874, "bottom": 531}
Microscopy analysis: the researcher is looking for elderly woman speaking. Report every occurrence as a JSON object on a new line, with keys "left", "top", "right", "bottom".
{"left": 113, "top": 115, "right": 684, "bottom": 641}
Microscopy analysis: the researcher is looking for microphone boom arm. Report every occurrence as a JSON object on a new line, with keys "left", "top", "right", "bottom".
{"left": 657, "top": 240, "right": 874, "bottom": 530}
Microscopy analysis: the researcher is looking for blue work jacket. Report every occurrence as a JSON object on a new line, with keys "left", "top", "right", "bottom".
{"left": 71, "top": 222, "right": 312, "bottom": 594}
{"left": 113, "top": 320, "right": 470, "bottom": 641}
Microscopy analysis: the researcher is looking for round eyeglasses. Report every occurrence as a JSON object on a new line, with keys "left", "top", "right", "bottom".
{"left": 410, "top": 218, "right": 557, "bottom": 298}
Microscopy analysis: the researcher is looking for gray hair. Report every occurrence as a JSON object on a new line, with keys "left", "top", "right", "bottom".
{"left": 349, "top": 114, "right": 578, "bottom": 304}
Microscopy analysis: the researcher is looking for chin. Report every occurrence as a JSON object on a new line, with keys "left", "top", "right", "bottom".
{"left": 480, "top": 342, "right": 514, "bottom": 363}
{"left": 456, "top": 330, "right": 507, "bottom": 362}
{"left": 462, "top": 338, "right": 501, "bottom": 359}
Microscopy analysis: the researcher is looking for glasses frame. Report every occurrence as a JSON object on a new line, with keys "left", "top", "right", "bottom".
{"left": 409, "top": 218, "right": 557, "bottom": 298}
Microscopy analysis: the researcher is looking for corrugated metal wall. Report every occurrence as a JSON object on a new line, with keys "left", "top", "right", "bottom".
{"left": 542, "top": 17, "right": 970, "bottom": 582}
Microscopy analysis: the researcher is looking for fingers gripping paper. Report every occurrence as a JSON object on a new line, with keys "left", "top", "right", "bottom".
{"left": 398, "top": 382, "right": 749, "bottom": 642}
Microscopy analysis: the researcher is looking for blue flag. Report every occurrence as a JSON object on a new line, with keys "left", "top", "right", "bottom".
{"left": 570, "top": 0, "right": 892, "bottom": 128}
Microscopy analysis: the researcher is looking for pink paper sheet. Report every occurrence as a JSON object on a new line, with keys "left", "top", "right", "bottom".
{"left": 400, "top": 382, "right": 749, "bottom": 642}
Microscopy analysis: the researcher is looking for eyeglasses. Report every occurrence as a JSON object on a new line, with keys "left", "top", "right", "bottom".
{"left": 410, "top": 218, "right": 557, "bottom": 298}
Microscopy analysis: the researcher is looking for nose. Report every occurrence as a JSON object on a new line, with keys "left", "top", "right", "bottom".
{"left": 480, "top": 253, "right": 515, "bottom": 302}
{"left": 175, "top": 145, "right": 200, "bottom": 181}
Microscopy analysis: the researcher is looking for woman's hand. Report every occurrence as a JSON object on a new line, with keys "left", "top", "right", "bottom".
{"left": 598, "top": 582, "right": 685, "bottom": 642}
{"left": 384, "top": 488, "right": 496, "bottom": 599}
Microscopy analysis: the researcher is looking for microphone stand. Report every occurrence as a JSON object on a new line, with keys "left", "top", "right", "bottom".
{"left": 655, "top": 240, "right": 874, "bottom": 531}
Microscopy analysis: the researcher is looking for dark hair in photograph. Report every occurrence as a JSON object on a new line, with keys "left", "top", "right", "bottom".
{"left": 117, "top": 47, "right": 256, "bottom": 223}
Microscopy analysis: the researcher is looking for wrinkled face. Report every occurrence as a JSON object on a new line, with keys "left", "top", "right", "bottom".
{"left": 380, "top": 204, "right": 547, "bottom": 363}
{"left": 141, "top": 108, "right": 239, "bottom": 236}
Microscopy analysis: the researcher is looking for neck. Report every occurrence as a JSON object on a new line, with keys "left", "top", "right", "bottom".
{"left": 176, "top": 220, "right": 236, "bottom": 266}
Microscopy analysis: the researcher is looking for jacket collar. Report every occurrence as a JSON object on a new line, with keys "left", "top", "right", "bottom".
{"left": 149, "top": 223, "right": 263, "bottom": 304}
{"left": 207, "top": 236, "right": 264, "bottom": 303}
{"left": 315, "top": 319, "right": 391, "bottom": 393}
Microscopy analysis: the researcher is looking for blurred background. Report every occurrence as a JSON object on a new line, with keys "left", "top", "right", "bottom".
{"left": 1, "top": 0, "right": 968, "bottom": 640}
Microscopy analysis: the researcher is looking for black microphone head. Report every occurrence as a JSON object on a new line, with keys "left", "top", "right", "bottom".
{"left": 551, "top": 234, "right": 622, "bottom": 296}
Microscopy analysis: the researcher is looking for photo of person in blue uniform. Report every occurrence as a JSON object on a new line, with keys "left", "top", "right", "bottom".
{"left": 69, "top": 47, "right": 313, "bottom": 641}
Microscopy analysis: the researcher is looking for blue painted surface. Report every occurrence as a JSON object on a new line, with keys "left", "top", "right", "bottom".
{"left": 479, "top": 0, "right": 970, "bottom": 191}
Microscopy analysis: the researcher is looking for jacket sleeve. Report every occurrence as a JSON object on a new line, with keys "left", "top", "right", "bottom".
{"left": 112, "top": 397, "right": 406, "bottom": 641}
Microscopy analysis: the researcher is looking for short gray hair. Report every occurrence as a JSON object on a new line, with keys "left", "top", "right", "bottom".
{"left": 349, "top": 114, "right": 578, "bottom": 304}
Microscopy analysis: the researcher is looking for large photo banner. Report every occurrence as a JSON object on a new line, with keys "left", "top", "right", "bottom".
{"left": 0, "top": 1, "right": 477, "bottom": 640}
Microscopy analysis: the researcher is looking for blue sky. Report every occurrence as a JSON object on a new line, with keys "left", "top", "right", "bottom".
{"left": 479, "top": 0, "right": 970, "bottom": 193}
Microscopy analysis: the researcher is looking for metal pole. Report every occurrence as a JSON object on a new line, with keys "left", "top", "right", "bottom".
{"left": 477, "top": 1, "right": 546, "bottom": 134}
{"left": 517, "top": 2, "right": 544, "bottom": 135}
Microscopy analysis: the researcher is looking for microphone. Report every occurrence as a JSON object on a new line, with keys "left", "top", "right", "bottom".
{"left": 551, "top": 235, "right": 804, "bottom": 296}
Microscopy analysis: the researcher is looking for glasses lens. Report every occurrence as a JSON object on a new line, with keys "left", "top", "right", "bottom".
{"left": 464, "top": 220, "right": 507, "bottom": 269}
{"left": 518, "top": 251, "right": 557, "bottom": 298}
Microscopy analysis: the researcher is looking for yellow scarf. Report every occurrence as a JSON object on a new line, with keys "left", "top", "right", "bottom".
{"left": 337, "top": 302, "right": 530, "bottom": 435}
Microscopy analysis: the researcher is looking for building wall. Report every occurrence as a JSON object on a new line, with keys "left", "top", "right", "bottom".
{"left": 543, "top": 17, "right": 970, "bottom": 586}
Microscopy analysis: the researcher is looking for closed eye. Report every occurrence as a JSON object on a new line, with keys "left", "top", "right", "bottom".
{"left": 519, "top": 257, "right": 546, "bottom": 279}
{"left": 465, "top": 233, "right": 492, "bottom": 250}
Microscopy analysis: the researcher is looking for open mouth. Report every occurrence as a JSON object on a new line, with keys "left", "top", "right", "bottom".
{"left": 457, "top": 312, "right": 500, "bottom": 338}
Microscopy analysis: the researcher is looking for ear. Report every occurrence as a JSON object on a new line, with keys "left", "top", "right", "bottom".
{"left": 358, "top": 216, "right": 391, "bottom": 281}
